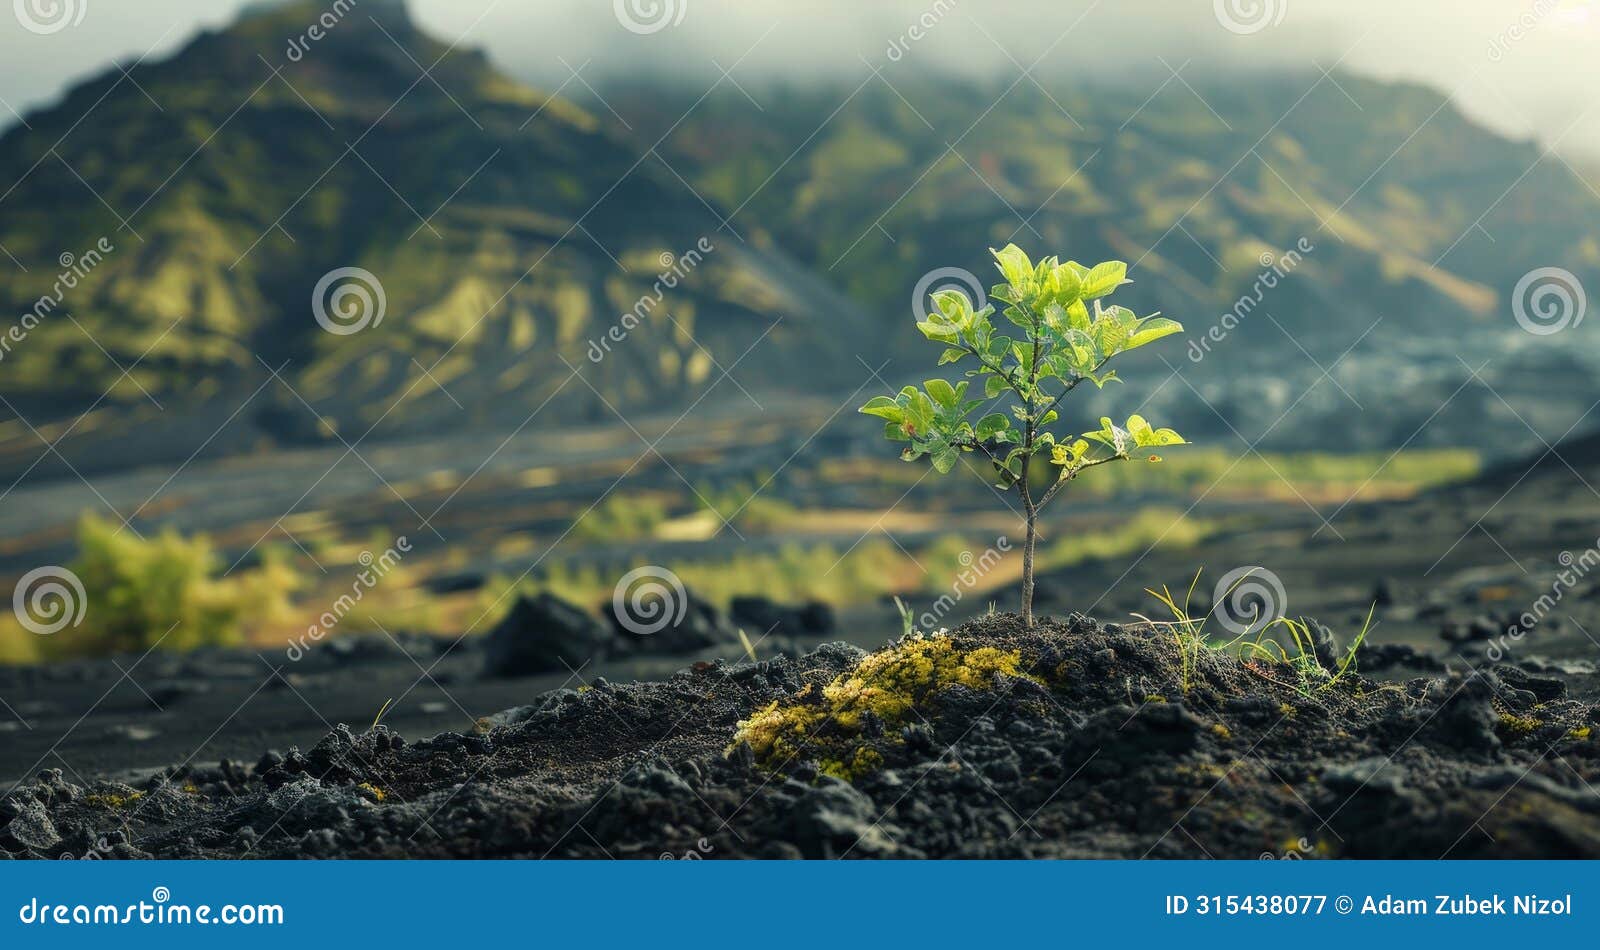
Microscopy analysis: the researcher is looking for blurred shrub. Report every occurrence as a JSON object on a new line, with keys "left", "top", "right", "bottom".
{"left": 38, "top": 514, "right": 299, "bottom": 659}
{"left": 697, "top": 477, "right": 799, "bottom": 533}
{"left": 568, "top": 493, "right": 671, "bottom": 542}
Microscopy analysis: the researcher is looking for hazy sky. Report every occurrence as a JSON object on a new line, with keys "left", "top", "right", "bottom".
{"left": 2, "top": 0, "right": 1597, "bottom": 156}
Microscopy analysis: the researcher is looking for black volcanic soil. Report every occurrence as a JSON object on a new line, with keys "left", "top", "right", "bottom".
{"left": 6, "top": 613, "right": 1600, "bottom": 860}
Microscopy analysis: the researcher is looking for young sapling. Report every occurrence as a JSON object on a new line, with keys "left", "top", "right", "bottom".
{"left": 860, "top": 245, "right": 1188, "bottom": 627}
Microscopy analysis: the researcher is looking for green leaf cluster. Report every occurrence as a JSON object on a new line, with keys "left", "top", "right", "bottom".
{"left": 861, "top": 245, "right": 1188, "bottom": 492}
{"left": 859, "top": 378, "right": 988, "bottom": 474}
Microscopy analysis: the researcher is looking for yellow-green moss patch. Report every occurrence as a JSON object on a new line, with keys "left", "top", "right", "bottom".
{"left": 1497, "top": 713, "right": 1540, "bottom": 738}
{"left": 730, "top": 633, "right": 1033, "bottom": 780}
{"left": 84, "top": 790, "right": 145, "bottom": 809}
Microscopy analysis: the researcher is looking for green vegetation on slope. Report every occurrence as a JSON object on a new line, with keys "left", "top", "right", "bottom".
{"left": 615, "top": 74, "right": 1599, "bottom": 334}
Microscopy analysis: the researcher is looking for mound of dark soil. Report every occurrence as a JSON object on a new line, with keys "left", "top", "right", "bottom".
{"left": 5, "top": 613, "right": 1600, "bottom": 859}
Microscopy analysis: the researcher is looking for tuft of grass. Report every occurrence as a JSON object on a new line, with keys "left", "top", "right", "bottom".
{"left": 1244, "top": 607, "right": 1375, "bottom": 697}
{"left": 1135, "top": 569, "right": 1255, "bottom": 694}
{"left": 1136, "top": 570, "right": 1376, "bottom": 697}
{"left": 370, "top": 698, "right": 395, "bottom": 731}
{"left": 696, "top": 477, "right": 801, "bottom": 532}
{"left": 893, "top": 595, "right": 916, "bottom": 637}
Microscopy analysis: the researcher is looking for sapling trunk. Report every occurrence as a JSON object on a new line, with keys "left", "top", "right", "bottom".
{"left": 1020, "top": 490, "right": 1038, "bottom": 628}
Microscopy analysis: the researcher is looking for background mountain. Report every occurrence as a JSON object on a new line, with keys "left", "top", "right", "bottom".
{"left": 2, "top": 0, "right": 1598, "bottom": 484}
{"left": 0, "top": 0, "right": 865, "bottom": 479}
{"left": 601, "top": 72, "right": 1600, "bottom": 451}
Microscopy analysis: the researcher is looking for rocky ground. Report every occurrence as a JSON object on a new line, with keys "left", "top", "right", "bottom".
{"left": 5, "top": 612, "right": 1599, "bottom": 860}
{"left": 8, "top": 429, "right": 1600, "bottom": 860}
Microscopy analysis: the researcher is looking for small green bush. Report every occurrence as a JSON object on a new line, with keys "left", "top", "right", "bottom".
{"left": 46, "top": 514, "right": 298, "bottom": 658}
